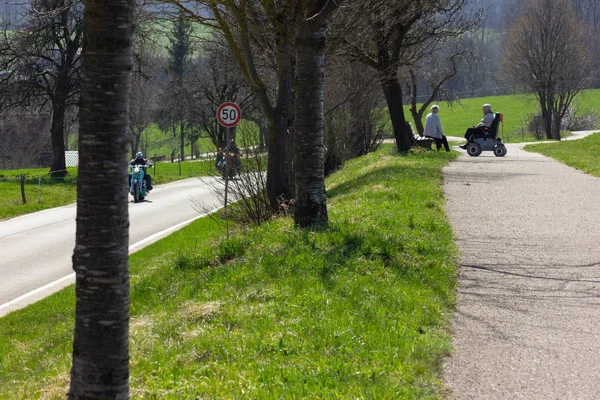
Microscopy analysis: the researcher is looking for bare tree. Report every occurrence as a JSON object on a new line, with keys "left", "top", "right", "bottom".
{"left": 324, "top": 59, "right": 384, "bottom": 173}
{"left": 159, "top": 0, "right": 295, "bottom": 211}
{"left": 406, "top": 50, "right": 462, "bottom": 135}
{"left": 0, "top": 0, "right": 83, "bottom": 177}
{"left": 503, "top": 0, "right": 592, "bottom": 140}
{"left": 571, "top": 0, "right": 600, "bottom": 87}
{"left": 129, "top": 25, "right": 162, "bottom": 158}
{"left": 331, "top": 0, "right": 478, "bottom": 151}
{"left": 68, "top": 0, "right": 134, "bottom": 397}
{"left": 186, "top": 38, "right": 255, "bottom": 151}
{"left": 572, "top": 0, "right": 600, "bottom": 28}
{"left": 0, "top": 111, "right": 52, "bottom": 169}
{"left": 163, "top": 11, "right": 194, "bottom": 161}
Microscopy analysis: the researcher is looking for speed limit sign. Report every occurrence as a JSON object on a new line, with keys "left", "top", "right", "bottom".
{"left": 217, "top": 102, "right": 242, "bottom": 128}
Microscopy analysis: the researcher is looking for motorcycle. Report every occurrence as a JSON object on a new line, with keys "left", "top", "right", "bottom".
{"left": 216, "top": 153, "right": 241, "bottom": 179}
{"left": 129, "top": 164, "right": 150, "bottom": 203}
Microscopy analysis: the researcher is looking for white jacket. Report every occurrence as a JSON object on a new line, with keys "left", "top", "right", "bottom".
{"left": 424, "top": 112, "right": 443, "bottom": 139}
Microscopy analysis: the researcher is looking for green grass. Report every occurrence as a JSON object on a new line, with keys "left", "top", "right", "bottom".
{"left": 524, "top": 132, "right": 600, "bottom": 177}
{"left": 407, "top": 88, "right": 599, "bottom": 143}
{"left": 0, "top": 145, "right": 460, "bottom": 398}
{"left": 0, "top": 168, "right": 79, "bottom": 220}
{"left": 147, "top": 158, "right": 218, "bottom": 184}
{"left": 139, "top": 124, "right": 216, "bottom": 159}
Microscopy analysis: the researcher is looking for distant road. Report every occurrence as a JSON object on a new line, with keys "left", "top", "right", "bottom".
{"left": 0, "top": 177, "right": 222, "bottom": 317}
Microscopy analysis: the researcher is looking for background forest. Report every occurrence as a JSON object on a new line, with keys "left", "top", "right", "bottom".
{"left": 0, "top": 0, "right": 598, "bottom": 171}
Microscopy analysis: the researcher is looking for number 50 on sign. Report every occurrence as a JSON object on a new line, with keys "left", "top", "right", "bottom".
{"left": 217, "top": 102, "right": 242, "bottom": 128}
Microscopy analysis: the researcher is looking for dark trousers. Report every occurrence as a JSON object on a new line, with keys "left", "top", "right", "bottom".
{"left": 464, "top": 127, "right": 485, "bottom": 140}
{"left": 434, "top": 135, "right": 450, "bottom": 151}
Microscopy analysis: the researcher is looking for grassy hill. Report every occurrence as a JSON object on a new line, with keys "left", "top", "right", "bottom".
{"left": 405, "top": 88, "right": 599, "bottom": 142}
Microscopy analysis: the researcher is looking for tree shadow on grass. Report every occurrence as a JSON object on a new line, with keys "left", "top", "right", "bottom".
{"left": 296, "top": 223, "right": 411, "bottom": 291}
{"left": 327, "top": 162, "right": 439, "bottom": 200}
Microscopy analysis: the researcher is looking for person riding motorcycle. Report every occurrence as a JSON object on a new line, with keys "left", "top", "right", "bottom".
{"left": 217, "top": 140, "right": 241, "bottom": 178}
{"left": 129, "top": 152, "right": 153, "bottom": 191}
{"left": 225, "top": 140, "right": 241, "bottom": 156}
{"left": 225, "top": 140, "right": 241, "bottom": 172}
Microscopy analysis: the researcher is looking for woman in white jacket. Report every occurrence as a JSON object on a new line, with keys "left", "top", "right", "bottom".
{"left": 424, "top": 105, "right": 450, "bottom": 152}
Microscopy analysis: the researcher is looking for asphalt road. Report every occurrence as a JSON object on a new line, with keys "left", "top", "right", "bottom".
{"left": 443, "top": 131, "right": 600, "bottom": 399}
{"left": 0, "top": 176, "right": 223, "bottom": 317}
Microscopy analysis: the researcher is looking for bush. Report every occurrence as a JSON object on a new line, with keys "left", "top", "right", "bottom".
{"left": 526, "top": 114, "right": 546, "bottom": 140}
{"left": 198, "top": 125, "right": 276, "bottom": 227}
{"left": 563, "top": 107, "right": 599, "bottom": 131}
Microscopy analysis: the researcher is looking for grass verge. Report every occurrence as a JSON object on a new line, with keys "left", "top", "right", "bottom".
{"left": 524, "top": 132, "right": 600, "bottom": 177}
{"left": 0, "top": 145, "right": 460, "bottom": 398}
{"left": 0, "top": 168, "right": 79, "bottom": 220}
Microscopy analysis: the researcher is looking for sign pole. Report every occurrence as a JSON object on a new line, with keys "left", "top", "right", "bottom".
{"left": 216, "top": 102, "right": 241, "bottom": 240}
{"left": 224, "top": 127, "right": 231, "bottom": 238}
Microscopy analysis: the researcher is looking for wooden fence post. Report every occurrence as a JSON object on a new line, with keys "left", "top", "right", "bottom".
{"left": 20, "top": 174, "right": 26, "bottom": 204}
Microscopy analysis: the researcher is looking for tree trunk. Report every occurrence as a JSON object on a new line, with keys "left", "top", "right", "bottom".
{"left": 50, "top": 95, "right": 68, "bottom": 178}
{"left": 381, "top": 74, "right": 413, "bottom": 151}
{"left": 69, "top": 1, "right": 134, "bottom": 398}
{"left": 552, "top": 113, "right": 563, "bottom": 140}
{"left": 412, "top": 112, "right": 425, "bottom": 136}
{"left": 258, "top": 120, "right": 266, "bottom": 151}
{"left": 180, "top": 121, "right": 185, "bottom": 161}
{"left": 264, "top": 38, "right": 294, "bottom": 212}
{"left": 541, "top": 108, "right": 553, "bottom": 140}
{"left": 217, "top": 124, "right": 226, "bottom": 149}
{"left": 409, "top": 70, "right": 424, "bottom": 136}
{"left": 293, "top": 7, "right": 328, "bottom": 227}
{"left": 266, "top": 118, "right": 288, "bottom": 211}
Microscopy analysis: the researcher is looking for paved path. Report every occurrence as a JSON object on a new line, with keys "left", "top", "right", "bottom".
{"left": 443, "top": 131, "right": 600, "bottom": 399}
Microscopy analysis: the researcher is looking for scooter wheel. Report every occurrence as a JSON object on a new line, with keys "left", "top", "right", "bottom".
{"left": 467, "top": 142, "right": 482, "bottom": 157}
{"left": 493, "top": 145, "right": 507, "bottom": 157}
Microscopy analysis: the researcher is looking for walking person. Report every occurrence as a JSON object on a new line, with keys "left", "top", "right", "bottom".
{"left": 424, "top": 104, "right": 450, "bottom": 152}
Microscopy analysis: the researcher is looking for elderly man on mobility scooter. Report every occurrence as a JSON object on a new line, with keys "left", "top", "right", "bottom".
{"left": 459, "top": 104, "right": 507, "bottom": 157}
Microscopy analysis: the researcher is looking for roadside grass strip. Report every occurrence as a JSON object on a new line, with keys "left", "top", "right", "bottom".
{"left": 0, "top": 168, "right": 79, "bottom": 220}
{"left": 0, "top": 145, "right": 460, "bottom": 398}
{"left": 524, "top": 132, "right": 600, "bottom": 177}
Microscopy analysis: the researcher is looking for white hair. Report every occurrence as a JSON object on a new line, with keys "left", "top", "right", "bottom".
{"left": 431, "top": 104, "right": 439, "bottom": 111}
{"left": 483, "top": 104, "right": 492, "bottom": 111}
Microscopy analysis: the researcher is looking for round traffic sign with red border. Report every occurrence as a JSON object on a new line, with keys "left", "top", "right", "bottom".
{"left": 217, "top": 102, "right": 242, "bottom": 128}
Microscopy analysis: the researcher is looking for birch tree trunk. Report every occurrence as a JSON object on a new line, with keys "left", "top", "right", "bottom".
{"left": 293, "top": 1, "right": 330, "bottom": 227}
{"left": 69, "top": 1, "right": 134, "bottom": 398}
